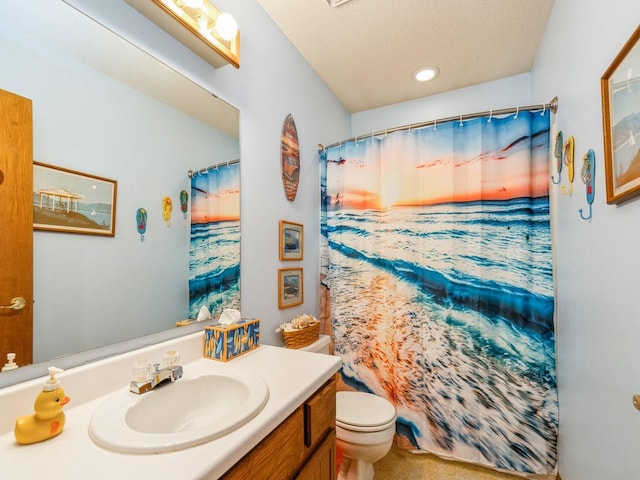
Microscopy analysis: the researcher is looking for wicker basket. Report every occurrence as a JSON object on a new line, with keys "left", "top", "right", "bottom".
{"left": 282, "top": 322, "right": 320, "bottom": 349}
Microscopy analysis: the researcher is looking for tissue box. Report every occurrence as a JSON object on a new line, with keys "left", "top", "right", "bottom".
{"left": 204, "top": 317, "right": 260, "bottom": 362}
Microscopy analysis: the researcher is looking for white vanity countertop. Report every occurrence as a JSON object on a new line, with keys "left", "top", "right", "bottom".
{"left": 0, "top": 335, "right": 341, "bottom": 480}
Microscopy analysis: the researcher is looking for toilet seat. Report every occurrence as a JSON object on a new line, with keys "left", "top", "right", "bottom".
{"left": 336, "top": 391, "right": 396, "bottom": 433}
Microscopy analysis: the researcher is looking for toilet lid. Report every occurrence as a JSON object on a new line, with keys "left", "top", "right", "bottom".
{"left": 336, "top": 391, "right": 396, "bottom": 428}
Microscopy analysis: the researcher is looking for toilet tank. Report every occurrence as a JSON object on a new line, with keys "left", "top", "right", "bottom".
{"left": 298, "top": 335, "right": 330, "bottom": 354}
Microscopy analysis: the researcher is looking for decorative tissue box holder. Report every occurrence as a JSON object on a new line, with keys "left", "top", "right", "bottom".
{"left": 204, "top": 317, "right": 260, "bottom": 362}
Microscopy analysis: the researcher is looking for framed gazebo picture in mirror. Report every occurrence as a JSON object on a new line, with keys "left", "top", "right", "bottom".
{"left": 602, "top": 24, "right": 640, "bottom": 204}
{"left": 33, "top": 162, "right": 117, "bottom": 236}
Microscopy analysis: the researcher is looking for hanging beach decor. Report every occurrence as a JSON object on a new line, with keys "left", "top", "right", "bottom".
{"left": 180, "top": 190, "right": 188, "bottom": 219}
{"left": 579, "top": 149, "right": 596, "bottom": 220}
{"left": 136, "top": 208, "right": 147, "bottom": 241}
{"left": 281, "top": 114, "right": 300, "bottom": 201}
{"left": 551, "top": 130, "right": 563, "bottom": 184}
{"left": 561, "top": 135, "right": 574, "bottom": 195}
{"left": 162, "top": 196, "right": 172, "bottom": 227}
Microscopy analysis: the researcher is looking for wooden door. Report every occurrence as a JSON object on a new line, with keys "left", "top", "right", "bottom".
{"left": 0, "top": 88, "right": 33, "bottom": 367}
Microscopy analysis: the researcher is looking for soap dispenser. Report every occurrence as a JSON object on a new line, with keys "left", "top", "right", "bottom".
{"left": 14, "top": 367, "right": 71, "bottom": 445}
{"left": 2, "top": 353, "right": 18, "bottom": 372}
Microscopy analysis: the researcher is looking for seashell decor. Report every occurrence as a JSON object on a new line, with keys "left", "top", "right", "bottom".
{"left": 276, "top": 314, "right": 319, "bottom": 333}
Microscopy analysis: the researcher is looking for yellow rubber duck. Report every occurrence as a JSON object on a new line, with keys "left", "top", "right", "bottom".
{"left": 15, "top": 367, "right": 70, "bottom": 445}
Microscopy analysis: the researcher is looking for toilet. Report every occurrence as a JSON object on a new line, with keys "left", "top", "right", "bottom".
{"left": 300, "top": 336, "right": 397, "bottom": 480}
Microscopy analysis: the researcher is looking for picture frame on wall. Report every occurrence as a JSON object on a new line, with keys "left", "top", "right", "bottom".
{"left": 33, "top": 162, "right": 117, "bottom": 236}
{"left": 278, "top": 268, "right": 303, "bottom": 309}
{"left": 601, "top": 24, "right": 640, "bottom": 204}
{"left": 279, "top": 220, "right": 303, "bottom": 260}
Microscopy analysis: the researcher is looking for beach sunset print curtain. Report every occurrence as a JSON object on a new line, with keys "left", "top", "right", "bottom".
{"left": 189, "top": 164, "right": 240, "bottom": 318}
{"left": 320, "top": 110, "right": 557, "bottom": 475}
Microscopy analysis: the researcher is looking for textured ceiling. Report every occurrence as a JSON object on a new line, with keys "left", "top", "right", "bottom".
{"left": 256, "top": 0, "right": 555, "bottom": 113}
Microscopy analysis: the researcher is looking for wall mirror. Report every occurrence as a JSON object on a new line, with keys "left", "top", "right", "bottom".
{"left": 0, "top": 0, "right": 239, "bottom": 386}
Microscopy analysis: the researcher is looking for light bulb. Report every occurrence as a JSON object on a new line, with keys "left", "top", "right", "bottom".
{"left": 414, "top": 67, "right": 439, "bottom": 82}
{"left": 183, "top": 0, "right": 203, "bottom": 8}
{"left": 215, "top": 12, "right": 238, "bottom": 41}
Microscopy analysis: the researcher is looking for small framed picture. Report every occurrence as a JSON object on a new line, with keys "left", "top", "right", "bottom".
{"left": 279, "top": 220, "right": 303, "bottom": 260}
{"left": 33, "top": 162, "right": 117, "bottom": 236}
{"left": 601, "top": 24, "right": 640, "bottom": 204}
{"left": 278, "top": 268, "right": 303, "bottom": 309}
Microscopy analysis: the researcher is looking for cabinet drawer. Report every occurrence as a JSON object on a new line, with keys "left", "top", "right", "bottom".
{"left": 304, "top": 376, "right": 336, "bottom": 449}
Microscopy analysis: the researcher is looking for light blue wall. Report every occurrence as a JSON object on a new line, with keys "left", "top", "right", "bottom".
{"left": 15, "top": 0, "right": 640, "bottom": 475}
{"left": 351, "top": 1, "right": 640, "bottom": 478}
{"left": 83, "top": 0, "right": 640, "bottom": 476}
{"left": 0, "top": 8, "right": 239, "bottom": 361}
{"left": 532, "top": 1, "right": 640, "bottom": 478}
{"left": 352, "top": 73, "right": 533, "bottom": 136}
{"left": 68, "top": 0, "right": 351, "bottom": 347}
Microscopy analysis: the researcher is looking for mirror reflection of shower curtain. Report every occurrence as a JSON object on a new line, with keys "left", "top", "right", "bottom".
{"left": 320, "top": 110, "right": 557, "bottom": 476}
{"left": 189, "top": 163, "right": 240, "bottom": 318}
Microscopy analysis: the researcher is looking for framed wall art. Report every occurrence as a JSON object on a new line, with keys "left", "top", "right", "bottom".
{"left": 279, "top": 220, "right": 303, "bottom": 260}
{"left": 33, "top": 162, "right": 117, "bottom": 236}
{"left": 601, "top": 24, "right": 640, "bottom": 204}
{"left": 278, "top": 267, "right": 303, "bottom": 309}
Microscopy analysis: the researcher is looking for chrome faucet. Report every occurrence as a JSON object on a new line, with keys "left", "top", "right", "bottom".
{"left": 130, "top": 363, "right": 183, "bottom": 394}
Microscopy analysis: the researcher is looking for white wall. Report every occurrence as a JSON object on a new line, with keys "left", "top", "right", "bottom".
{"left": 532, "top": 1, "right": 640, "bottom": 479}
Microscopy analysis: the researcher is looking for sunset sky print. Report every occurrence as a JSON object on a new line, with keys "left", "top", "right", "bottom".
{"left": 326, "top": 113, "right": 549, "bottom": 209}
{"left": 190, "top": 164, "right": 240, "bottom": 224}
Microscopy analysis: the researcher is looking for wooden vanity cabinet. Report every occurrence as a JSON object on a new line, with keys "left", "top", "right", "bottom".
{"left": 222, "top": 376, "right": 336, "bottom": 480}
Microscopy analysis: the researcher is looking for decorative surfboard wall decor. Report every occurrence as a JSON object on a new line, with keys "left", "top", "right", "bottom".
{"left": 281, "top": 114, "right": 300, "bottom": 201}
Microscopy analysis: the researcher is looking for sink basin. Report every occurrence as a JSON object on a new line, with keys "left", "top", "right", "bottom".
{"left": 89, "top": 367, "right": 269, "bottom": 454}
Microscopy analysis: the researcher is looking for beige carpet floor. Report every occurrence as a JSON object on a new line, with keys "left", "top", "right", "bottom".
{"left": 373, "top": 445, "right": 556, "bottom": 480}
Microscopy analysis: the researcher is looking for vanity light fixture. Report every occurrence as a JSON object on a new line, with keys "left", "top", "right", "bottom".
{"left": 215, "top": 12, "right": 238, "bottom": 41}
{"left": 414, "top": 67, "right": 439, "bottom": 82}
{"left": 125, "top": 0, "right": 240, "bottom": 68}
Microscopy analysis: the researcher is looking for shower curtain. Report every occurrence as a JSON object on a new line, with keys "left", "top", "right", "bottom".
{"left": 320, "top": 110, "right": 557, "bottom": 475}
{"left": 189, "top": 163, "right": 240, "bottom": 318}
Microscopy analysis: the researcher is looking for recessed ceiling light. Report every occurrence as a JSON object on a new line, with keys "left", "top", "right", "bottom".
{"left": 326, "top": 0, "right": 353, "bottom": 6}
{"left": 414, "top": 67, "right": 439, "bottom": 82}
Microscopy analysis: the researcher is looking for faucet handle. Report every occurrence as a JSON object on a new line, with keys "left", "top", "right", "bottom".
{"left": 162, "top": 350, "right": 181, "bottom": 368}
{"left": 132, "top": 360, "right": 153, "bottom": 382}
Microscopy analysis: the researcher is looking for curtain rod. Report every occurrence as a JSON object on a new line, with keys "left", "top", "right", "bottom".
{"left": 318, "top": 96, "right": 558, "bottom": 151}
{"left": 187, "top": 158, "right": 239, "bottom": 178}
